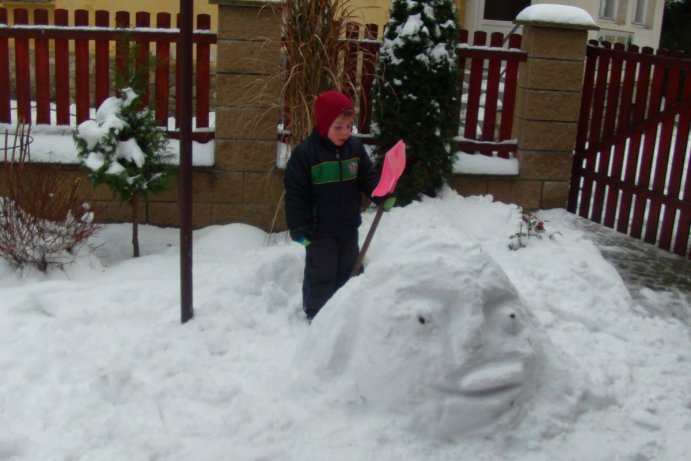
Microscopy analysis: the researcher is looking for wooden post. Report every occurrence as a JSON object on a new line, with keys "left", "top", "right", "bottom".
{"left": 180, "top": 0, "right": 194, "bottom": 324}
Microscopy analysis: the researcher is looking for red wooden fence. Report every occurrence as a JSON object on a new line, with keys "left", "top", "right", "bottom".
{"left": 1, "top": 10, "right": 524, "bottom": 157}
{"left": 569, "top": 40, "right": 691, "bottom": 259}
{"left": 342, "top": 23, "right": 380, "bottom": 138}
{"left": 284, "top": 26, "right": 525, "bottom": 158}
{"left": 457, "top": 30, "right": 526, "bottom": 158}
{"left": 0, "top": 8, "right": 216, "bottom": 142}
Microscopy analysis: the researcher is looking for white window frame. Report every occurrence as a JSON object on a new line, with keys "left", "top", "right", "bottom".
{"left": 632, "top": 0, "right": 648, "bottom": 25}
{"left": 600, "top": 0, "right": 619, "bottom": 20}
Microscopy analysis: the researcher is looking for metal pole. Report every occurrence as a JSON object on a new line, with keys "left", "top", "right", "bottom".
{"left": 179, "top": 0, "right": 194, "bottom": 323}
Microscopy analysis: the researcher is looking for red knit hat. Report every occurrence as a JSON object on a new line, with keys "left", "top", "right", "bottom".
{"left": 314, "top": 90, "right": 354, "bottom": 136}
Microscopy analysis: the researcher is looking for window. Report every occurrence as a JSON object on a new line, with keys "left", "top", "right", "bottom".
{"left": 633, "top": 0, "right": 647, "bottom": 24}
{"left": 483, "top": 0, "right": 532, "bottom": 22}
{"left": 600, "top": 0, "right": 618, "bottom": 20}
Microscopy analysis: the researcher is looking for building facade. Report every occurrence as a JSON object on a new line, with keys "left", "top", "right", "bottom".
{"left": 465, "top": 0, "right": 664, "bottom": 49}
{"left": 0, "top": 1, "right": 663, "bottom": 49}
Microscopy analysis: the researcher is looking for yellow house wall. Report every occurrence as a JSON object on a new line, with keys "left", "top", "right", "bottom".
{"left": 0, "top": 1, "right": 217, "bottom": 28}
{"left": 0, "top": 1, "right": 467, "bottom": 33}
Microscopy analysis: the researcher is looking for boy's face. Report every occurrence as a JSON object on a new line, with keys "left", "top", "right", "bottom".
{"left": 327, "top": 113, "right": 354, "bottom": 146}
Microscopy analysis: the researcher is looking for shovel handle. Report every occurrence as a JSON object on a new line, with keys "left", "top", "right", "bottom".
{"left": 350, "top": 205, "right": 384, "bottom": 278}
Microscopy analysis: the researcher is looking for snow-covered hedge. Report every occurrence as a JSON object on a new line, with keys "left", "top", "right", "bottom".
{"left": 372, "top": 0, "right": 460, "bottom": 205}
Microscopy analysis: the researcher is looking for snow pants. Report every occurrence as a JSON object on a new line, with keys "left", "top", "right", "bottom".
{"left": 303, "top": 228, "right": 360, "bottom": 320}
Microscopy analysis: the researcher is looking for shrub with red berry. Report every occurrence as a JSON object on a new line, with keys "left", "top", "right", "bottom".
{"left": 509, "top": 211, "right": 549, "bottom": 250}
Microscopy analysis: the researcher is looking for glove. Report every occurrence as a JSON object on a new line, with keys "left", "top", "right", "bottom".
{"left": 382, "top": 196, "right": 396, "bottom": 212}
{"left": 297, "top": 235, "right": 311, "bottom": 247}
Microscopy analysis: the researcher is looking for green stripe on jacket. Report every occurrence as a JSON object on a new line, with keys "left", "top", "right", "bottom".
{"left": 311, "top": 158, "right": 359, "bottom": 185}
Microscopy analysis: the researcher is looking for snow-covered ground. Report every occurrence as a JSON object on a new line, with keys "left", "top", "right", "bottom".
{"left": 1, "top": 189, "right": 689, "bottom": 461}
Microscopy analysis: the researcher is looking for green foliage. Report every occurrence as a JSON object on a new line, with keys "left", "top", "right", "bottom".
{"left": 73, "top": 88, "right": 172, "bottom": 202}
{"left": 661, "top": 0, "right": 691, "bottom": 53}
{"left": 114, "top": 33, "right": 157, "bottom": 98}
{"left": 371, "top": 0, "right": 460, "bottom": 205}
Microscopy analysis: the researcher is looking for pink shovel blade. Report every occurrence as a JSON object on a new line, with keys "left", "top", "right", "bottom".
{"left": 372, "top": 140, "right": 406, "bottom": 198}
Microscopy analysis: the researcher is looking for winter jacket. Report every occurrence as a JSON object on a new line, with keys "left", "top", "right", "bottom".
{"left": 284, "top": 129, "right": 380, "bottom": 241}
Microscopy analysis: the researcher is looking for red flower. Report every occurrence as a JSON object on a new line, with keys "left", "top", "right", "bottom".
{"left": 535, "top": 221, "right": 544, "bottom": 231}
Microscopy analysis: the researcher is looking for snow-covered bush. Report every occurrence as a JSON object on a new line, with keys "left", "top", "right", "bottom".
{"left": 371, "top": 0, "right": 460, "bottom": 205}
{"left": 74, "top": 88, "right": 171, "bottom": 202}
{"left": 1, "top": 126, "right": 100, "bottom": 272}
{"left": 73, "top": 88, "right": 172, "bottom": 257}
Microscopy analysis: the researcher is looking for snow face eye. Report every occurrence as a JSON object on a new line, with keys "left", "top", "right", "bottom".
{"left": 418, "top": 314, "right": 427, "bottom": 325}
{"left": 496, "top": 307, "right": 525, "bottom": 335}
{"left": 484, "top": 303, "right": 525, "bottom": 336}
{"left": 503, "top": 311, "right": 522, "bottom": 335}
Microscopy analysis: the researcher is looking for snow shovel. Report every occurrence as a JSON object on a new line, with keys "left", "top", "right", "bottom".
{"left": 350, "top": 140, "right": 406, "bottom": 278}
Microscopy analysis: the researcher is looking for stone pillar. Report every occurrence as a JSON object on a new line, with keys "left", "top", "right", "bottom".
{"left": 209, "top": 0, "right": 284, "bottom": 230}
{"left": 513, "top": 15, "right": 598, "bottom": 210}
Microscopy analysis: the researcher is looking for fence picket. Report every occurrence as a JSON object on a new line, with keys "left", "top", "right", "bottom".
{"left": 13, "top": 9, "right": 31, "bottom": 124}
{"left": 481, "top": 32, "right": 502, "bottom": 144}
{"left": 155, "top": 13, "right": 171, "bottom": 128}
{"left": 115, "top": 11, "right": 131, "bottom": 89}
{"left": 196, "top": 14, "right": 211, "bottom": 129}
{"left": 672, "top": 137, "right": 691, "bottom": 255}
{"left": 644, "top": 56, "right": 681, "bottom": 244}
{"left": 75, "top": 10, "right": 90, "bottom": 124}
{"left": 463, "top": 31, "right": 486, "bottom": 142}
{"left": 603, "top": 42, "right": 634, "bottom": 228}
{"left": 592, "top": 42, "right": 622, "bottom": 223}
{"left": 95, "top": 11, "right": 110, "bottom": 108}
{"left": 578, "top": 41, "right": 611, "bottom": 218}
{"left": 175, "top": 13, "right": 180, "bottom": 130}
{"left": 0, "top": 8, "right": 11, "bottom": 123}
{"left": 33, "top": 9, "right": 51, "bottom": 125}
{"left": 357, "top": 24, "right": 378, "bottom": 135}
{"left": 135, "top": 12, "right": 151, "bottom": 108}
{"left": 343, "top": 23, "right": 359, "bottom": 106}
{"left": 54, "top": 9, "right": 70, "bottom": 125}
{"left": 569, "top": 42, "right": 597, "bottom": 213}
{"left": 616, "top": 46, "right": 652, "bottom": 234}
{"left": 630, "top": 48, "right": 665, "bottom": 239}
{"left": 661, "top": 76, "right": 691, "bottom": 251}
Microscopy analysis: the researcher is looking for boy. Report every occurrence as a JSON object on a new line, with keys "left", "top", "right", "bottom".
{"left": 284, "top": 90, "right": 393, "bottom": 321}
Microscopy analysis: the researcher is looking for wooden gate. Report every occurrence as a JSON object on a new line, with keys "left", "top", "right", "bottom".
{"left": 568, "top": 40, "right": 691, "bottom": 259}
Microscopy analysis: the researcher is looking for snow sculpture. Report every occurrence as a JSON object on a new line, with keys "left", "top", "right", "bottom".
{"left": 293, "top": 227, "right": 540, "bottom": 439}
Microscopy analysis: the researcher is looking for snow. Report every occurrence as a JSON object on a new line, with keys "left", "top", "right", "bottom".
{"left": 1, "top": 123, "right": 214, "bottom": 167}
{"left": 1, "top": 188, "right": 689, "bottom": 460}
{"left": 400, "top": 13, "right": 425, "bottom": 38}
{"left": 516, "top": 4, "right": 597, "bottom": 28}
{"left": 116, "top": 138, "right": 146, "bottom": 168}
{"left": 1, "top": 98, "right": 215, "bottom": 167}
{"left": 454, "top": 150, "right": 518, "bottom": 175}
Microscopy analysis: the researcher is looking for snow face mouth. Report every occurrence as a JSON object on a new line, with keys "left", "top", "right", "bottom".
{"left": 458, "top": 361, "right": 529, "bottom": 395}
